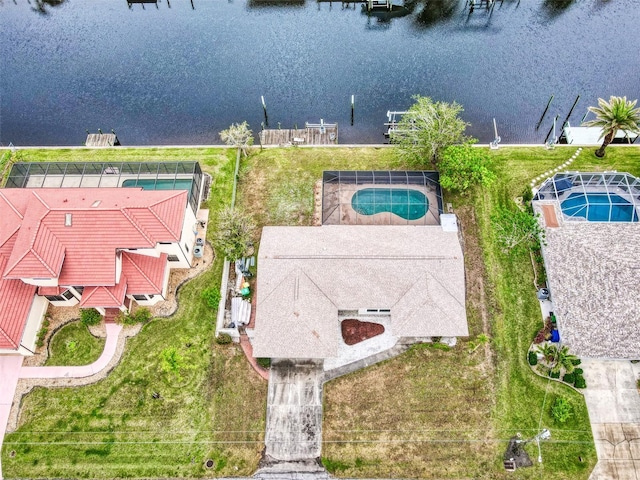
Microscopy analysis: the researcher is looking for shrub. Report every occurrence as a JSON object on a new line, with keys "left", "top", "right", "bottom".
{"left": 574, "top": 375, "right": 587, "bottom": 389}
{"left": 80, "top": 308, "right": 102, "bottom": 327}
{"left": 160, "top": 347, "right": 184, "bottom": 376}
{"left": 574, "top": 367, "right": 583, "bottom": 375}
{"left": 551, "top": 397, "right": 573, "bottom": 424}
{"left": 521, "top": 185, "right": 533, "bottom": 204}
{"left": 571, "top": 358, "right": 582, "bottom": 366}
{"left": 562, "top": 372, "right": 575, "bottom": 385}
{"left": 117, "top": 307, "right": 152, "bottom": 325}
{"left": 257, "top": 358, "right": 271, "bottom": 369}
{"left": 528, "top": 350, "right": 538, "bottom": 366}
{"left": 36, "top": 327, "right": 48, "bottom": 348}
{"left": 201, "top": 287, "right": 222, "bottom": 309}
{"left": 549, "top": 370, "right": 560, "bottom": 379}
{"left": 216, "top": 333, "right": 232, "bottom": 345}
{"left": 533, "top": 319, "right": 554, "bottom": 344}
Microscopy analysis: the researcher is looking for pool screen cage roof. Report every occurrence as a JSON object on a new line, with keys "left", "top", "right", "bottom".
{"left": 534, "top": 171, "right": 640, "bottom": 222}
{"left": 322, "top": 170, "right": 443, "bottom": 225}
{"left": 4, "top": 161, "right": 204, "bottom": 214}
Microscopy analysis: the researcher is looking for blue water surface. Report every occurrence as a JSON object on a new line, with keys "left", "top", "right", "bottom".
{"left": 561, "top": 193, "right": 639, "bottom": 222}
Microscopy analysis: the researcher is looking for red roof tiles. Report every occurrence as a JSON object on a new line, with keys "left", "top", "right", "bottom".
{"left": 0, "top": 187, "right": 189, "bottom": 351}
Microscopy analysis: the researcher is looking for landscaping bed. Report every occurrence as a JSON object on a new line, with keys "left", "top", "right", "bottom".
{"left": 341, "top": 319, "right": 385, "bottom": 345}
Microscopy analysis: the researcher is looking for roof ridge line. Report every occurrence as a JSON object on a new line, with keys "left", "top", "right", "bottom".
{"left": 0, "top": 325, "right": 19, "bottom": 349}
{"left": 120, "top": 208, "right": 154, "bottom": 245}
{"left": 123, "top": 251, "right": 162, "bottom": 290}
{"left": 148, "top": 193, "right": 184, "bottom": 240}
{"left": 0, "top": 191, "right": 25, "bottom": 220}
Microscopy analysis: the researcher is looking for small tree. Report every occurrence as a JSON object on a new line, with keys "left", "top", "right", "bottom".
{"left": 213, "top": 207, "right": 255, "bottom": 262}
{"left": 438, "top": 144, "right": 496, "bottom": 194}
{"left": 491, "top": 206, "right": 545, "bottom": 256}
{"left": 551, "top": 345, "right": 578, "bottom": 375}
{"left": 219, "top": 122, "right": 254, "bottom": 157}
{"left": 584, "top": 96, "right": 640, "bottom": 157}
{"left": 390, "top": 95, "right": 470, "bottom": 167}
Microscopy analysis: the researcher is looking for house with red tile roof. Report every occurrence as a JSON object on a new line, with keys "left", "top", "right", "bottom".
{"left": 0, "top": 187, "right": 204, "bottom": 355}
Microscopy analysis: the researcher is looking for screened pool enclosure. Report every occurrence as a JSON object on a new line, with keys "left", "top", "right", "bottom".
{"left": 534, "top": 172, "right": 640, "bottom": 222}
{"left": 4, "top": 161, "right": 205, "bottom": 214}
{"left": 322, "top": 171, "right": 443, "bottom": 225}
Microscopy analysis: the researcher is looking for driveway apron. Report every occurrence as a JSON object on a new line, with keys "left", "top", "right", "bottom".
{"left": 265, "top": 359, "right": 323, "bottom": 462}
{"left": 582, "top": 359, "right": 640, "bottom": 480}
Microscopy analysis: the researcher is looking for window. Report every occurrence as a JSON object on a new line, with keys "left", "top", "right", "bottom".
{"left": 133, "top": 295, "right": 148, "bottom": 301}
{"left": 168, "top": 255, "right": 180, "bottom": 262}
{"left": 45, "top": 290, "right": 75, "bottom": 302}
{"left": 184, "top": 243, "right": 189, "bottom": 253}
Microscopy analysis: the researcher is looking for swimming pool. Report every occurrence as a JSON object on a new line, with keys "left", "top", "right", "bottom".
{"left": 561, "top": 193, "right": 639, "bottom": 222}
{"left": 122, "top": 178, "right": 193, "bottom": 191}
{"left": 351, "top": 188, "right": 428, "bottom": 220}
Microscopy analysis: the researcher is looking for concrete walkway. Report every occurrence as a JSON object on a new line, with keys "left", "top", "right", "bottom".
{"left": 264, "top": 359, "right": 324, "bottom": 463}
{"left": 582, "top": 359, "right": 640, "bottom": 480}
{"left": 18, "top": 323, "right": 122, "bottom": 379}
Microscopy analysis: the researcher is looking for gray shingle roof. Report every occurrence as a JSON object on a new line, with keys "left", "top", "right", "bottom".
{"left": 252, "top": 225, "right": 468, "bottom": 359}
{"left": 536, "top": 205, "right": 640, "bottom": 358}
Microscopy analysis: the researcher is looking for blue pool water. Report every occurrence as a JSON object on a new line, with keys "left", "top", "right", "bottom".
{"left": 122, "top": 178, "right": 193, "bottom": 191}
{"left": 352, "top": 188, "right": 427, "bottom": 220}
{"left": 561, "top": 193, "right": 639, "bottom": 222}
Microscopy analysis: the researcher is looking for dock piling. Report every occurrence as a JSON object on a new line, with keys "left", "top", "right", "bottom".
{"left": 561, "top": 95, "right": 580, "bottom": 129}
{"left": 544, "top": 115, "right": 559, "bottom": 144}
{"left": 536, "top": 94, "right": 554, "bottom": 130}
{"left": 261, "top": 96, "right": 269, "bottom": 127}
{"left": 351, "top": 95, "right": 355, "bottom": 126}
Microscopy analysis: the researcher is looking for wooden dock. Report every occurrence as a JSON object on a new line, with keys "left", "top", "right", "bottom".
{"left": 259, "top": 122, "right": 338, "bottom": 146}
{"left": 85, "top": 133, "right": 120, "bottom": 147}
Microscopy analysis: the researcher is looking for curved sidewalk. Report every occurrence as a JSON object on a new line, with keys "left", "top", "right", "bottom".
{"left": 19, "top": 323, "right": 122, "bottom": 379}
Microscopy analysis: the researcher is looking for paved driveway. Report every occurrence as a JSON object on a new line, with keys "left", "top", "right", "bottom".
{"left": 582, "top": 359, "right": 640, "bottom": 479}
{"left": 264, "top": 359, "right": 324, "bottom": 463}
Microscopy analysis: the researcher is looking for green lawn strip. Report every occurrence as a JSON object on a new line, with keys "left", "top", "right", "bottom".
{"left": 2, "top": 148, "right": 268, "bottom": 478}
{"left": 239, "top": 147, "right": 398, "bottom": 226}
{"left": 45, "top": 321, "right": 106, "bottom": 367}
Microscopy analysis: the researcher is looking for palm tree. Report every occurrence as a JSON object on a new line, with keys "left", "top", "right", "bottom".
{"left": 584, "top": 96, "right": 640, "bottom": 157}
{"left": 550, "top": 345, "right": 578, "bottom": 375}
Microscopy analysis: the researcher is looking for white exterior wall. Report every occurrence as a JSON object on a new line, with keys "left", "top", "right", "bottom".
{"left": 19, "top": 277, "right": 58, "bottom": 287}
{"left": 16, "top": 296, "right": 48, "bottom": 355}
{"left": 155, "top": 205, "right": 198, "bottom": 269}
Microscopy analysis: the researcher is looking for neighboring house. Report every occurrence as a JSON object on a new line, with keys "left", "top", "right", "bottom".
{"left": 0, "top": 161, "right": 207, "bottom": 355}
{"left": 250, "top": 171, "right": 468, "bottom": 361}
{"left": 532, "top": 172, "right": 640, "bottom": 358}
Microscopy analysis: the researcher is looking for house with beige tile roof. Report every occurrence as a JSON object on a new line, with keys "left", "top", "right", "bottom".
{"left": 0, "top": 161, "right": 207, "bottom": 356}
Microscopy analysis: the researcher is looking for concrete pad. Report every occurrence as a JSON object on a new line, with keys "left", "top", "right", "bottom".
{"left": 612, "top": 460, "right": 638, "bottom": 480}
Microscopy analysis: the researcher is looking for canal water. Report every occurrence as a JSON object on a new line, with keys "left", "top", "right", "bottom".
{"left": 1, "top": 0, "right": 639, "bottom": 146}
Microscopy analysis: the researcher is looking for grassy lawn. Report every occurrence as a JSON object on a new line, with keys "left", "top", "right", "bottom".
{"left": 2, "top": 144, "right": 639, "bottom": 478}
{"left": 45, "top": 321, "right": 106, "bottom": 367}
{"left": 1, "top": 148, "right": 268, "bottom": 478}
{"left": 238, "top": 144, "right": 638, "bottom": 479}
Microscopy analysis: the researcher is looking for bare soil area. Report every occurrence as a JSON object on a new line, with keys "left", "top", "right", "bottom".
{"left": 341, "top": 319, "right": 385, "bottom": 345}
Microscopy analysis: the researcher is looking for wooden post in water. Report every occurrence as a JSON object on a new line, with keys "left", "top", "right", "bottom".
{"left": 561, "top": 95, "right": 580, "bottom": 129}
{"left": 536, "top": 94, "right": 554, "bottom": 130}
{"left": 351, "top": 95, "right": 355, "bottom": 126}
{"left": 544, "top": 115, "right": 559, "bottom": 144}
{"left": 261, "top": 96, "right": 269, "bottom": 127}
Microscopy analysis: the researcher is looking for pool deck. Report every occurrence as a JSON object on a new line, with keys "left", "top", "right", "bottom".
{"left": 322, "top": 183, "right": 440, "bottom": 225}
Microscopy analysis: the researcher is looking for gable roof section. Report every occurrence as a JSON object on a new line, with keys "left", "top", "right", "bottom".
{"left": 121, "top": 251, "right": 168, "bottom": 295}
{"left": 254, "top": 225, "right": 468, "bottom": 359}
{"left": 80, "top": 276, "right": 128, "bottom": 308}
{"left": 0, "top": 191, "right": 25, "bottom": 248}
{"left": 253, "top": 268, "right": 339, "bottom": 358}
